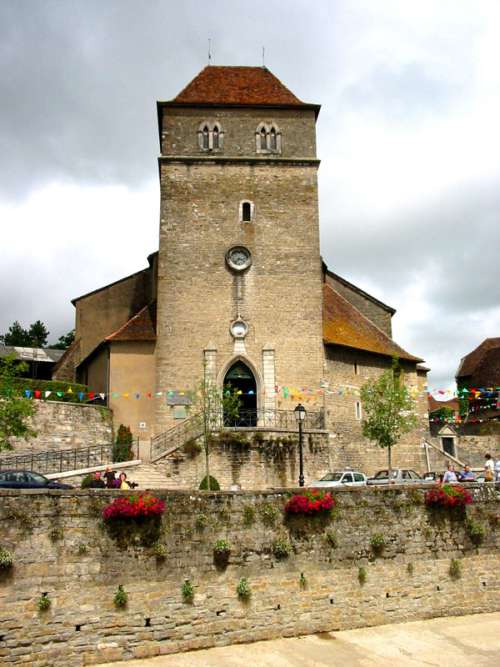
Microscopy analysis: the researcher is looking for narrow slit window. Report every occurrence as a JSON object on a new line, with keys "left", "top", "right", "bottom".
{"left": 260, "top": 127, "right": 267, "bottom": 150}
{"left": 269, "top": 127, "right": 277, "bottom": 150}
{"left": 202, "top": 126, "right": 209, "bottom": 149}
{"left": 213, "top": 126, "right": 219, "bottom": 149}
{"left": 242, "top": 202, "right": 251, "bottom": 222}
{"left": 355, "top": 401, "right": 362, "bottom": 420}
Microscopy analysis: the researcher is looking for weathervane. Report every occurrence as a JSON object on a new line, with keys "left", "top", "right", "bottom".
{"left": 208, "top": 38, "right": 212, "bottom": 65}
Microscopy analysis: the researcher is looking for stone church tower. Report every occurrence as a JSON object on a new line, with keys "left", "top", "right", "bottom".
{"left": 155, "top": 66, "right": 325, "bottom": 430}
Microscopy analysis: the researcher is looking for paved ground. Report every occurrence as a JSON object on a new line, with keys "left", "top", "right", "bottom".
{"left": 100, "top": 612, "right": 500, "bottom": 666}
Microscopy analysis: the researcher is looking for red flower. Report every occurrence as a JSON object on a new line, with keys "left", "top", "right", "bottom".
{"left": 102, "top": 494, "right": 165, "bottom": 521}
{"left": 285, "top": 489, "right": 335, "bottom": 515}
{"left": 424, "top": 484, "right": 472, "bottom": 509}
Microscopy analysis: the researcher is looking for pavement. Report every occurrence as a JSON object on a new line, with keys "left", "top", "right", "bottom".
{"left": 99, "top": 611, "right": 500, "bottom": 666}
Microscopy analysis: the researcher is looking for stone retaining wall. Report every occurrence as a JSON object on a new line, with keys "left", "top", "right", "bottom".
{"left": 0, "top": 485, "right": 499, "bottom": 666}
{"left": 8, "top": 401, "right": 113, "bottom": 453}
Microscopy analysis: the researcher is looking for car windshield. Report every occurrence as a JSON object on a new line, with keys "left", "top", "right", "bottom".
{"left": 374, "top": 470, "right": 398, "bottom": 479}
{"left": 319, "top": 473, "right": 343, "bottom": 482}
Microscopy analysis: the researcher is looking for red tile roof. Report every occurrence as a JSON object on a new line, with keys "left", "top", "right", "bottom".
{"left": 428, "top": 395, "right": 459, "bottom": 413}
{"left": 172, "top": 66, "right": 308, "bottom": 106}
{"left": 323, "top": 283, "right": 422, "bottom": 362}
{"left": 106, "top": 304, "right": 156, "bottom": 342}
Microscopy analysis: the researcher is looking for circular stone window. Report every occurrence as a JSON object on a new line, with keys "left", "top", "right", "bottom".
{"left": 230, "top": 319, "right": 248, "bottom": 339}
{"left": 226, "top": 246, "right": 252, "bottom": 272}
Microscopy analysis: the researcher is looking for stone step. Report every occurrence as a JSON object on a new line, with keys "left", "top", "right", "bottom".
{"left": 123, "top": 463, "right": 176, "bottom": 490}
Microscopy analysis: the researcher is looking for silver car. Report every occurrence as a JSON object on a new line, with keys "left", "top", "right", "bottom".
{"left": 367, "top": 469, "right": 422, "bottom": 485}
{"left": 311, "top": 470, "right": 367, "bottom": 488}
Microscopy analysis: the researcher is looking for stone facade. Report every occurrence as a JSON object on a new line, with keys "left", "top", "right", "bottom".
{"left": 7, "top": 401, "right": 113, "bottom": 453}
{"left": 0, "top": 485, "right": 498, "bottom": 665}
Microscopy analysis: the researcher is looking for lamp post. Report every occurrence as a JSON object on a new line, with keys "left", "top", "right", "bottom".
{"left": 294, "top": 403, "right": 306, "bottom": 487}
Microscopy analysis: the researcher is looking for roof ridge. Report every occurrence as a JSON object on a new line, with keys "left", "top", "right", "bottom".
{"left": 105, "top": 304, "right": 151, "bottom": 341}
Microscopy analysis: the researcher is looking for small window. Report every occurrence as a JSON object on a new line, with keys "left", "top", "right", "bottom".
{"left": 342, "top": 473, "right": 353, "bottom": 483}
{"left": 202, "top": 126, "right": 209, "bottom": 150}
{"left": 355, "top": 401, "right": 362, "bottom": 420}
{"left": 213, "top": 126, "right": 219, "bottom": 149}
{"left": 239, "top": 200, "right": 254, "bottom": 223}
{"left": 354, "top": 473, "right": 365, "bottom": 482}
{"left": 354, "top": 362, "right": 359, "bottom": 375}
{"left": 269, "top": 127, "right": 277, "bottom": 150}
{"left": 260, "top": 127, "right": 267, "bottom": 150}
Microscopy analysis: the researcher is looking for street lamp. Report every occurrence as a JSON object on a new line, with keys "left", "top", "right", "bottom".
{"left": 294, "top": 403, "right": 306, "bottom": 487}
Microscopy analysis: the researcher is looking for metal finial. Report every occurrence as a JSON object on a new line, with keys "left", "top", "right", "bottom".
{"left": 262, "top": 46, "right": 265, "bottom": 68}
{"left": 208, "top": 38, "right": 212, "bottom": 65}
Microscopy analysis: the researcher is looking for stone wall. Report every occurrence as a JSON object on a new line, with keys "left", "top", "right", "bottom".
{"left": 155, "top": 432, "right": 331, "bottom": 489}
{"left": 8, "top": 401, "right": 113, "bottom": 454}
{"left": 0, "top": 485, "right": 499, "bottom": 666}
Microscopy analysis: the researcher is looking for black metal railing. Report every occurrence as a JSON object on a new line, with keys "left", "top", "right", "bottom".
{"left": 0, "top": 443, "right": 114, "bottom": 474}
{"left": 150, "top": 408, "right": 326, "bottom": 461}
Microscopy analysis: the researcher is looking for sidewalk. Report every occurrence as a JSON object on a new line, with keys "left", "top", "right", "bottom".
{"left": 99, "top": 611, "right": 500, "bottom": 666}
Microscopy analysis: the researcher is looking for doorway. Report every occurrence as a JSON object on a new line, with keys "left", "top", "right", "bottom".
{"left": 223, "top": 361, "right": 257, "bottom": 426}
{"left": 441, "top": 437, "right": 456, "bottom": 457}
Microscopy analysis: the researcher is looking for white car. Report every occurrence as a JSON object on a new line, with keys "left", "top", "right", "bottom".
{"left": 311, "top": 470, "right": 367, "bottom": 487}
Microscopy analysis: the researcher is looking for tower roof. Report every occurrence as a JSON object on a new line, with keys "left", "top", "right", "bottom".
{"left": 168, "top": 66, "right": 317, "bottom": 109}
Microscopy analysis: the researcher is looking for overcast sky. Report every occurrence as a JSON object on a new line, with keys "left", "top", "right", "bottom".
{"left": 1, "top": 0, "right": 499, "bottom": 390}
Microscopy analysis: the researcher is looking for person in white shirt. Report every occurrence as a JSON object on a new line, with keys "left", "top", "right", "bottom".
{"left": 442, "top": 463, "right": 458, "bottom": 483}
{"left": 494, "top": 454, "right": 500, "bottom": 482}
{"left": 484, "top": 454, "right": 495, "bottom": 482}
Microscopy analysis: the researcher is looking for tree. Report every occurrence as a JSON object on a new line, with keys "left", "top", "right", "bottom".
{"left": 51, "top": 329, "right": 75, "bottom": 350}
{"left": 28, "top": 321, "right": 49, "bottom": 347}
{"left": 360, "top": 360, "right": 418, "bottom": 473}
{"left": 0, "top": 321, "right": 31, "bottom": 346}
{"left": 193, "top": 377, "right": 241, "bottom": 491}
{"left": 0, "top": 355, "right": 37, "bottom": 452}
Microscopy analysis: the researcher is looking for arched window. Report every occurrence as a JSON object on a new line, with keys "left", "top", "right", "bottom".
{"left": 202, "top": 125, "right": 209, "bottom": 150}
{"left": 213, "top": 126, "right": 219, "bottom": 149}
{"left": 260, "top": 127, "right": 267, "bottom": 150}
{"left": 269, "top": 127, "right": 277, "bottom": 150}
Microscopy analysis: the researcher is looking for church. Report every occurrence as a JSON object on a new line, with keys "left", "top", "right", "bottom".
{"left": 55, "top": 66, "right": 428, "bottom": 476}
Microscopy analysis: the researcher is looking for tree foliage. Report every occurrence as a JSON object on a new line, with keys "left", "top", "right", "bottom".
{"left": 0, "top": 319, "right": 50, "bottom": 347}
{"left": 0, "top": 355, "right": 37, "bottom": 452}
{"left": 360, "top": 360, "right": 417, "bottom": 470}
{"left": 51, "top": 329, "right": 75, "bottom": 350}
{"left": 192, "top": 377, "right": 241, "bottom": 491}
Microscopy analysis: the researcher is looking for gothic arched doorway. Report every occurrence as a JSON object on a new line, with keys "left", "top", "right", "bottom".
{"left": 223, "top": 360, "right": 257, "bottom": 426}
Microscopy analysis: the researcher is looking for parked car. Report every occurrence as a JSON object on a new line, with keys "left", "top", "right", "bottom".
{"left": 311, "top": 470, "right": 367, "bottom": 487}
{"left": 367, "top": 469, "right": 422, "bottom": 485}
{"left": 0, "top": 470, "right": 73, "bottom": 490}
{"left": 422, "top": 471, "right": 440, "bottom": 482}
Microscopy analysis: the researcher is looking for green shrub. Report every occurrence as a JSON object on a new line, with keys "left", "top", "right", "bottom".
{"left": 199, "top": 475, "right": 220, "bottom": 491}
{"left": 358, "top": 566, "right": 367, "bottom": 585}
{"left": 80, "top": 474, "right": 94, "bottom": 489}
{"left": 0, "top": 546, "right": 13, "bottom": 569}
{"left": 259, "top": 502, "right": 279, "bottom": 527}
{"left": 272, "top": 537, "right": 291, "bottom": 559}
{"left": 370, "top": 533, "right": 385, "bottom": 554}
{"left": 181, "top": 579, "right": 194, "bottom": 603}
{"left": 77, "top": 543, "right": 88, "bottom": 555}
{"left": 49, "top": 527, "right": 63, "bottom": 542}
{"left": 449, "top": 559, "right": 461, "bottom": 580}
{"left": 195, "top": 514, "right": 208, "bottom": 530}
{"left": 213, "top": 539, "right": 230, "bottom": 554}
{"left": 183, "top": 438, "right": 202, "bottom": 458}
{"left": 236, "top": 577, "right": 251, "bottom": 600}
{"left": 299, "top": 572, "right": 307, "bottom": 589}
{"left": 37, "top": 593, "right": 51, "bottom": 611}
{"left": 242, "top": 505, "right": 255, "bottom": 526}
{"left": 465, "top": 518, "right": 486, "bottom": 546}
{"left": 152, "top": 542, "right": 167, "bottom": 559}
{"left": 114, "top": 585, "right": 128, "bottom": 608}
{"left": 113, "top": 425, "right": 134, "bottom": 462}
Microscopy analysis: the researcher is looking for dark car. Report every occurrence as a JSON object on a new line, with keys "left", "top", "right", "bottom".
{"left": 0, "top": 470, "right": 73, "bottom": 490}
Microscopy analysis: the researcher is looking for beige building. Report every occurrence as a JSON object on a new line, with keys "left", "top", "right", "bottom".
{"left": 55, "top": 66, "right": 427, "bottom": 468}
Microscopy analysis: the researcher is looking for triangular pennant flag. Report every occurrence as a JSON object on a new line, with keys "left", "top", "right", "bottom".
{"left": 66, "top": 387, "right": 73, "bottom": 394}
{"left": 45, "top": 391, "right": 52, "bottom": 398}
{"left": 99, "top": 393, "right": 106, "bottom": 400}
{"left": 24, "top": 389, "right": 32, "bottom": 398}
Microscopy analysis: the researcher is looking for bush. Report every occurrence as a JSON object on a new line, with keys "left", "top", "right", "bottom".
{"left": 236, "top": 577, "right": 251, "bottom": 600}
{"left": 81, "top": 474, "right": 94, "bottom": 489}
{"left": 449, "top": 559, "right": 461, "bottom": 580}
{"left": 0, "top": 546, "right": 13, "bottom": 569}
{"left": 465, "top": 518, "right": 486, "bottom": 546}
{"left": 152, "top": 542, "right": 167, "bottom": 559}
{"left": 114, "top": 585, "right": 128, "bottom": 608}
{"left": 425, "top": 484, "right": 473, "bottom": 509}
{"left": 183, "top": 438, "right": 202, "bottom": 458}
{"left": 181, "top": 579, "right": 194, "bottom": 603}
{"left": 259, "top": 502, "right": 279, "bottom": 527}
{"left": 272, "top": 537, "right": 291, "bottom": 559}
{"left": 199, "top": 475, "right": 220, "bottom": 491}
{"left": 242, "top": 505, "right": 256, "bottom": 526}
{"left": 113, "top": 425, "right": 134, "bottom": 462}
{"left": 370, "top": 533, "right": 386, "bottom": 554}
{"left": 37, "top": 593, "right": 51, "bottom": 611}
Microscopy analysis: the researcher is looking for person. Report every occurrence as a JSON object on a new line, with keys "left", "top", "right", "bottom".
{"left": 484, "top": 454, "right": 495, "bottom": 482}
{"left": 118, "top": 472, "right": 130, "bottom": 490}
{"left": 103, "top": 467, "right": 117, "bottom": 489}
{"left": 87, "top": 471, "right": 106, "bottom": 489}
{"left": 458, "top": 464, "right": 475, "bottom": 482}
{"left": 494, "top": 454, "right": 500, "bottom": 482}
{"left": 442, "top": 463, "right": 457, "bottom": 483}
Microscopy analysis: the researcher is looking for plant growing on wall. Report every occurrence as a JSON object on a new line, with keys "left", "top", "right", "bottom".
{"left": 272, "top": 537, "right": 291, "bottom": 559}
{"left": 213, "top": 539, "right": 231, "bottom": 568}
{"left": 102, "top": 494, "right": 165, "bottom": 547}
{"left": 284, "top": 490, "right": 335, "bottom": 516}
{"left": 152, "top": 542, "right": 167, "bottom": 559}
{"left": 259, "top": 502, "right": 279, "bottom": 527}
{"left": 449, "top": 559, "right": 461, "bottom": 580}
{"left": 181, "top": 579, "right": 194, "bottom": 603}
{"left": 114, "top": 585, "right": 128, "bottom": 607}
{"left": 370, "top": 533, "right": 386, "bottom": 555}
{"left": 465, "top": 518, "right": 486, "bottom": 545}
{"left": 192, "top": 374, "right": 241, "bottom": 491}
{"left": 358, "top": 566, "right": 367, "bottom": 585}
{"left": 0, "top": 354, "right": 37, "bottom": 452}
{"left": 236, "top": 577, "right": 251, "bottom": 601}
{"left": 37, "top": 592, "right": 51, "bottom": 611}
{"left": 0, "top": 546, "right": 13, "bottom": 569}
{"left": 113, "top": 424, "right": 134, "bottom": 462}
{"left": 360, "top": 358, "right": 417, "bottom": 474}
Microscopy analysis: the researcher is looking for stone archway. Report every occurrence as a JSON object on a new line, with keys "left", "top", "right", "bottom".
{"left": 223, "top": 360, "right": 257, "bottom": 426}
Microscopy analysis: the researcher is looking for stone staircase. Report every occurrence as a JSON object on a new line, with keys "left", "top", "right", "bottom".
{"left": 123, "top": 463, "right": 175, "bottom": 489}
